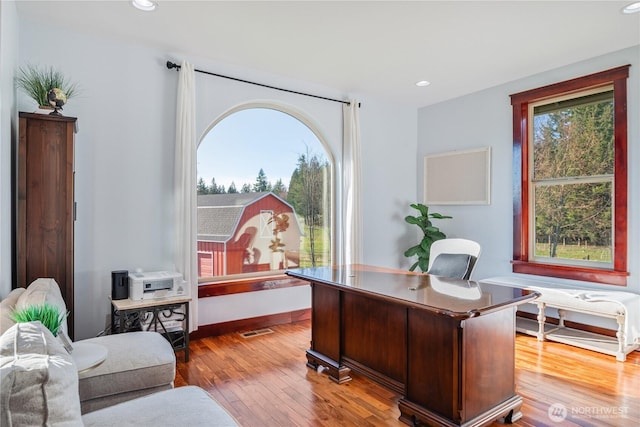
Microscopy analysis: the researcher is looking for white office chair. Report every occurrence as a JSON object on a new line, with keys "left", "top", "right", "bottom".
{"left": 427, "top": 238, "right": 481, "bottom": 280}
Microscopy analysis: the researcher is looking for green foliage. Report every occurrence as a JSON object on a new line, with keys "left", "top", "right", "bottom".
{"left": 272, "top": 179, "right": 287, "bottom": 196}
{"left": 16, "top": 64, "right": 78, "bottom": 106}
{"left": 298, "top": 223, "right": 330, "bottom": 267}
{"left": 403, "top": 203, "right": 451, "bottom": 272}
{"left": 253, "top": 168, "right": 271, "bottom": 192}
{"left": 287, "top": 151, "right": 329, "bottom": 267}
{"left": 197, "top": 169, "right": 285, "bottom": 196}
{"left": 11, "top": 303, "right": 68, "bottom": 337}
{"left": 532, "top": 93, "right": 614, "bottom": 259}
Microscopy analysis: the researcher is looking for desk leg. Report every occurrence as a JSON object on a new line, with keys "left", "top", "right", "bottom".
{"left": 306, "top": 350, "right": 351, "bottom": 384}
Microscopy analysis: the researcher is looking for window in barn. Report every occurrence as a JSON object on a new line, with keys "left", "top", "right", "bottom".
{"left": 196, "top": 106, "right": 333, "bottom": 282}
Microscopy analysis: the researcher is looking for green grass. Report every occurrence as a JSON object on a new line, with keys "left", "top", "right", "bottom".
{"left": 298, "top": 225, "right": 330, "bottom": 267}
{"left": 535, "top": 243, "right": 611, "bottom": 262}
{"left": 11, "top": 303, "right": 68, "bottom": 336}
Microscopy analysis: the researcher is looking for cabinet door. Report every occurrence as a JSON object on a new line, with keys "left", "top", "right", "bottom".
{"left": 406, "top": 308, "right": 461, "bottom": 421}
{"left": 18, "top": 112, "right": 77, "bottom": 338}
{"left": 461, "top": 308, "right": 516, "bottom": 421}
{"left": 310, "top": 283, "right": 341, "bottom": 363}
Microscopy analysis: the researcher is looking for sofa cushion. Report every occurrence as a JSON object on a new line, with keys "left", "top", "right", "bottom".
{"left": 0, "top": 321, "right": 83, "bottom": 426}
{"left": 15, "top": 278, "right": 69, "bottom": 337}
{"left": 82, "top": 386, "right": 239, "bottom": 426}
{"left": 0, "top": 288, "right": 25, "bottom": 335}
{"left": 78, "top": 331, "right": 176, "bottom": 408}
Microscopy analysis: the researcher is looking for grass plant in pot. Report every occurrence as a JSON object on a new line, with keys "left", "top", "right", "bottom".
{"left": 404, "top": 203, "right": 452, "bottom": 272}
{"left": 10, "top": 303, "right": 73, "bottom": 352}
{"left": 15, "top": 64, "right": 78, "bottom": 115}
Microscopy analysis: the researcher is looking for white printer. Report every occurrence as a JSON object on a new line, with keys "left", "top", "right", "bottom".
{"left": 128, "top": 271, "right": 186, "bottom": 300}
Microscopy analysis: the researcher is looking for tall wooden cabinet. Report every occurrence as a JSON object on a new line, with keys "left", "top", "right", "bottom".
{"left": 17, "top": 112, "right": 77, "bottom": 339}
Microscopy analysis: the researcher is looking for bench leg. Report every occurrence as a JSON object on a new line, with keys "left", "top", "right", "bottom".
{"left": 615, "top": 313, "right": 626, "bottom": 362}
{"left": 557, "top": 309, "right": 566, "bottom": 328}
{"left": 536, "top": 302, "right": 546, "bottom": 341}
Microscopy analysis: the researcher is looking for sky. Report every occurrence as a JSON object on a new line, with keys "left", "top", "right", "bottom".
{"left": 197, "top": 108, "right": 325, "bottom": 191}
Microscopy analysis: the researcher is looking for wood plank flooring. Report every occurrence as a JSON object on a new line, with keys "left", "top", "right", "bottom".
{"left": 175, "top": 320, "right": 639, "bottom": 426}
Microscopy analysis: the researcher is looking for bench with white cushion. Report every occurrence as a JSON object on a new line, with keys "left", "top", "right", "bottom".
{"left": 481, "top": 276, "right": 640, "bottom": 362}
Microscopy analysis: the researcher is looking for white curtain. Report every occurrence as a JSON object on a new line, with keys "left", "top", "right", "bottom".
{"left": 174, "top": 60, "right": 198, "bottom": 332}
{"left": 342, "top": 100, "right": 362, "bottom": 266}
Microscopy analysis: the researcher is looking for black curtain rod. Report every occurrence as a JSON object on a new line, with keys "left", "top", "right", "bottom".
{"left": 166, "top": 61, "right": 357, "bottom": 107}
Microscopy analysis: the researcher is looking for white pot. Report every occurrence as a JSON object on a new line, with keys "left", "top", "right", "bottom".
{"left": 270, "top": 251, "right": 283, "bottom": 270}
{"left": 34, "top": 105, "right": 54, "bottom": 114}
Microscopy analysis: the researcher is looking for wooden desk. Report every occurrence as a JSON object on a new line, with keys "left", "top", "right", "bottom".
{"left": 286, "top": 265, "right": 539, "bottom": 427}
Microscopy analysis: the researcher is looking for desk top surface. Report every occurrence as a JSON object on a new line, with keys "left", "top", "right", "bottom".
{"left": 286, "top": 265, "right": 538, "bottom": 318}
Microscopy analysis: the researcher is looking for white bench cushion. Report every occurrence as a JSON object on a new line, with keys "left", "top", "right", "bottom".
{"left": 483, "top": 276, "right": 640, "bottom": 346}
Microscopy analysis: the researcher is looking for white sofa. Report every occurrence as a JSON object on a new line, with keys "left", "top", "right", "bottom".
{"left": 1, "top": 321, "right": 238, "bottom": 426}
{"left": 0, "top": 278, "right": 178, "bottom": 413}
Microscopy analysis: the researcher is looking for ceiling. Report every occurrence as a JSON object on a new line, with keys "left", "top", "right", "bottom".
{"left": 14, "top": 0, "right": 640, "bottom": 108}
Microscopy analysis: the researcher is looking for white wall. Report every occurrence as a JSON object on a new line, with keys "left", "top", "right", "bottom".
{"left": 0, "top": 0, "right": 18, "bottom": 299}
{"left": 417, "top": 46, "right": 640, "bottom": 328}
{"left": 14, "top": 17, "right": 417, "bottom": 338}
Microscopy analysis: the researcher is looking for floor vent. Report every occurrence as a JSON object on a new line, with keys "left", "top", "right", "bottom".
{"left": 239, "top": 328, "right": 274, "bottom": 338}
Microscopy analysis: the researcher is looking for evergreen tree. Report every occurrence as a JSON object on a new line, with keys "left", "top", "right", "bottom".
{"left": 196, "top": 177, "right": 209, "bottom": 195}
{"left": 272, "top": 178, "right": 287, "bottom": 197}
{"left": 533, "top": 94, "right": 614, "bottom": 258}
{"left": 210, "top": 178, "right": 226, "bottom": 194}
{"left": 253, "top": 168, "right": 271, "bottom": 192}
{"left": 241, "top": 183, "right": 252, "bottom": 193}
{"left": 228, "top": 182, "right": 238, "bottom": 193}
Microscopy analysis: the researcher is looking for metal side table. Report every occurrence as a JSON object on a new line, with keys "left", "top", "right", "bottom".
{"left": 110, "top": 296, "right": 191, "bottom": 362}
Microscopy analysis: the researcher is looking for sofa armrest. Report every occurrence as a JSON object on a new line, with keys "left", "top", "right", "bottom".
{"left": 0, "top": 288, "right": 26, "bottom": 335}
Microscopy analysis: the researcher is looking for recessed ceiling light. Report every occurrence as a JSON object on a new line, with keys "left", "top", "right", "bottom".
{"left": 622, "top": 2, "right": 640, "bottom": 14}
{"left": 416, "top": 80, "right": 431, "bottom": 87}
{"left": 131, "top": 0, "right": 157, "bottom": 12}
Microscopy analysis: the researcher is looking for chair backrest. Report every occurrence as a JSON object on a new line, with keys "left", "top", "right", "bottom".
{"left": 427, "top": 238, "right": 481, "bottom": 280}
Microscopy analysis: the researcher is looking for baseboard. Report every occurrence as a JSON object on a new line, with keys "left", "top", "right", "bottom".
{"left": 190, "top": 308, "right": 311, "bottom": 340}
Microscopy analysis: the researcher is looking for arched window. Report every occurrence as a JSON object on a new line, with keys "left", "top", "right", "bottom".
{"left": 196, "top": 106, "right": 333, "bottom": 281}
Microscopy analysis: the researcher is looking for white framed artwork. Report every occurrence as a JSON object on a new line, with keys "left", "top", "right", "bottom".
{"left": 424, "top": 147, "right": 491, "bottom": 205}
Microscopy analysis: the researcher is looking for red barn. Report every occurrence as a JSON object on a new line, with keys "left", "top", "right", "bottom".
{"left": 197, "top": 192, "right": 303, "bottom": 277}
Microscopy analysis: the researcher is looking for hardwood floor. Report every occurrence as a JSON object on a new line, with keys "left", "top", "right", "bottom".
{"left": 176, "top": 320, "right": 639, "bottom": 426}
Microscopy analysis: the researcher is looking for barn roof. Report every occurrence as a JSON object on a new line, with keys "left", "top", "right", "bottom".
{"left": 197, "top": 192, "right": 300, "bottom": 243}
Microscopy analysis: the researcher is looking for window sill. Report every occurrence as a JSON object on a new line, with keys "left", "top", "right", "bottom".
{"left": 511, "top": 260, "right": 628, "bottom": 286}
{"left": 198, "top": 274, "right": 309, "bottom": 298}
